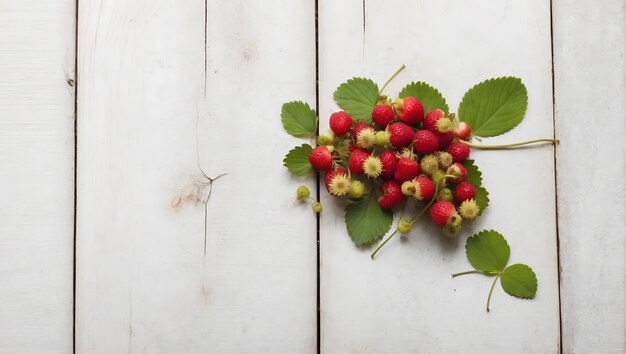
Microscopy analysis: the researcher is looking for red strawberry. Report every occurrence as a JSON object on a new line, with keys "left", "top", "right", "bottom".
{"left": 396, "top": 97, "right": 424, "bottom": 125}
{"left": 437, "top": 131, "right": 455, "bottom": 150}
{"left": 413, "top": 130, "right": 439, "bottom": 154}
{"left": 379, "top": 150, "right": 399, "bottom": 180}
{"left": 446, "top": 162, "right": 468, "bottom": 183}
{"left": 414, "top": 175, "right": 435, "bottom": 201}
{"left": 447, "top": 142, "right": 471, "bottom": 163}
{"left": 454, "top": 181, "right": 476, "bottom": 203}
{"left": 430, "top": 201, "right": 457, "bottom": 227}
{"left": 388, "top": 122, "right": 414, "bottom": 148}
{"left": 378, "top": 180, "right": 403, "bottom": 209}
{"left": 454, "top": 121, "right": 472, "bottom": 141}
{"left": 324, "top": 168, "right": 348, "bottom": 193}
{"left": 351, "top": 121, "right": 371, "bottom": 141}
{"left": 371, "top": 104, "right": 395, "bottom": 128}
{"left": 347, "top": 142, "right": 357, "bottom": 153}
{"left": 308, "top": 146, "right": 333, "bottom": 170}
{"left": 348, "top": 148, "right": 369, "bottom": 175}
{"left": 394, "top": 158, "right": 420, "bottom": 182}
{"left": 329, "top": 111, "right": 353, "bottom": 136}
{"left": 423, "top": 109, "right": 452, "bottom": 133}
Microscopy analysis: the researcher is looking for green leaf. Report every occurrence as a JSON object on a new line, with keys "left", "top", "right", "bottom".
{"left": 461, "top": 159, "right": 482, "bottom": 187}
{"left": 458, "top": 77, "right": 528, "bottom": 137}
{"left": 283, "top": 144, "right": 313, "bottom": 176}
{"left": 281, "top": 101, "right": 317, "bottom": 137}
{"left": 474, "top": 186, "right": 489, "bottom": 215}
{"left": 333, "top": 78, "right": 379, "bottom": 123}
{"left": 345, "top": 192, "right": 393, "bottom": 246}
{"left": 399, "top": 81, "right": 449, "bottom": 114}
{"left": 500, "top": 264, "right": 537, "bottom": 299}
{"left": 465, "top": 230, "right": 510, "bottom": 272}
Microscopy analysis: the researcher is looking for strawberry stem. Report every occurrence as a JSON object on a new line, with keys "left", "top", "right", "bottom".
{"left": 460, "top": 138, "right": 558, "bottom": 150}
{"left": 451, "top": 270, "right": 486, "bottom": 277}
{"left": 486, "top": 273, "right": 501, "bottom": 312}
{"left": 379, "top": 64, "right": 406, "bottom": 96}
{"left": 370, "top": 229, "right": 399, "bottom": 259}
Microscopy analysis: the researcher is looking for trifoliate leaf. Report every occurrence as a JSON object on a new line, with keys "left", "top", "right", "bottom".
{"left": 345, "top": 192, "right": 393, "bottom": 246}
{"left": 461, "top": 159, "right": 482, "bottom": 187}
{"left": 281, "top": 101, "right": 317, "bottom": 137}
{"left": 474, "top": 186, "right": 489, "bottom": 215}
{"left": 458, "top": 77, "right": 528, "bottom": 137}
{"left": 465, "top": 230, "right": 510, "bottom": 272}
{"left": 399, "top": 81, "right": 449, "bottom": 114}
{"left": 283, "top": 144, "right": 313, "bottom": 176}
{"left": 333, "top": 78, "right": 379, "bottom": 123}
{"left": 500, "top": 264, "right": 537, "bottom": 299}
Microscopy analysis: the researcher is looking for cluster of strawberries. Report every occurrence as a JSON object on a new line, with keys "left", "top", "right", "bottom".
{"left": 308, "top": 96, "right": 480, "bottom": 237}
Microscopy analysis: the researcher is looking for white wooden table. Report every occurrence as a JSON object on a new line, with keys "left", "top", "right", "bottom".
{"left": 0, "top": 0, "right": 624, "bottom": 353}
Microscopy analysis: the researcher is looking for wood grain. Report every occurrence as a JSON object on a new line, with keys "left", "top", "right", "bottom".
{"left": 553, "top": 0, "right": 626, "bottom": 352}
{"left": 75, "top": 0, "right": 317, "bottom": 352}
{"left": 318, "top": 0, "right": 560, "bottom": 352}
{"left": 0, "top": 1, "right": 75, "bottom": 353}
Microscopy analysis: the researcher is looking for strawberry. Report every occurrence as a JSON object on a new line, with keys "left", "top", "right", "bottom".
{"left": 309, "top": 146, "right": 334, "bottom": 170}
{"left": 388, "top": 122, "right": 414, "bottom": 148}
{"left": 329, "top": 111, "right": 353, "bottom": 136}
{"left": 459, "top": 199, "right": 480, "bottom": 219}
{"left": 446, "top": 162, "right": 468, "bottom": 183}
{"left": 371, "top": 104, "right": 395, "bottom": 128}
{"left": 348, "top": 148, "right": 369, "bottom": 175}
{"left": 394, "top": 158, "right": 420, "bottom": 182}
{"left": 413, "top": 175, "right": 435, "bottom": 201}
{"left": 378, "top": 180, "right": 403, "bottom": 209}
{"left": 447, "top": 141, "right": 471, "bottom": 163}
{"left": 412, "top": 129, "right": 439, "bottom": 154}
{"left": 423, "top": 109, "right": 452, "bottom": 133}
{"left": 379, "top": 150, "right": 399, "bottom": 180}
{"left": 324, "top": 168, "right": 349, "bottom": 196}
{"left": 395, "top": 97, "right": 424, "bottom": 125}
{"left": 437, "top": 131, "right": 455, "bottom": 150}
{"left": 351, "top": 121, "right": 371, "bottom": 141}
{"left": 429, "top": 200, "right": 457, "bottom": 227}
{"left": 454, "top": 181, "right": 476, "bottom": 203}
{"left": 454, "top": 121, "right": 472, "bottom": 141}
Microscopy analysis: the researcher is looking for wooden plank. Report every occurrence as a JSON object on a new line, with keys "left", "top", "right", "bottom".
{"left": 75, "top": 0, "right": 317, "bottom": 352}
{"left": 318, "top": 0, "right": 560, "bottom": 352}
{"left": 553, "top": 1, "right": 626, "bottom": 352}
{"left": 0, "top": 1, "right": 75, "bottom": 353}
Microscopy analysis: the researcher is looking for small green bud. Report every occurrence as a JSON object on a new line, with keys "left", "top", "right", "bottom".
{"left": 397, "top": 218, "right": 413, "bottom": 234}
{"left": 375, "top": 131, "right": 390, "bottom": 146}
{"left": 348, "top": 181, "right": 365, "bottom": 199}
{"left": 436, "top": 188, "right": 453, "bottom": 202}
{"left": 312, "top": 201, "right": 322, "bottom": 213}
{"left": 296, "top": 186, "right": 310, "bottom": 200}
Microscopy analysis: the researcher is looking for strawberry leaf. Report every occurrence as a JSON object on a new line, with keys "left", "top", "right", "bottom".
{"left": 500, "top": 264, "right": 537, "bottom": 299}
{"left": 345, "top": 192, "right": 393, "bottom": 246}
{"left": 281, "top": 101, "right": 317, "bottom": 137}
{"left": 333, "top": 78, "right": 379, "bottom": 123}
{"left": 462, "top": 159, "right": 482, "bottom": 187}
{"left": 399, "top": 81, "right": 449, "bottom": 114}
{"left": 474, "top": 186, "right": 489, "bottom": 215}
{"left": 458, "top": 77, "right": 528, "bottom": 137}
{"left": 465, "top": 230, "right": 510, "bottom": 272}
{"left": 283, "top": 144, "right": 313, "bottom": 176}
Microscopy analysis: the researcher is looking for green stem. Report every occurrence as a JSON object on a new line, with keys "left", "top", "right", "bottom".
{"left": 486, "top": 274, "right": 501, "bottom": 312}
{"left": 370, "top": 229, "right": 399, "bottom": 259}
{"left": 379, "top": 65, "right": 406, "bottom": 96}
{"left": 451, "top": 270, "right": 485, "bottom": 277}
{"left": 460, "top": 138, "right": 558, "bottom": 150}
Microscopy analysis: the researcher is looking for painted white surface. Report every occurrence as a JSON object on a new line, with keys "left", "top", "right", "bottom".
{"left": 0, "top": 1, "right": 75, "bottom": 353}
{"left": 318, "top": 0, "right": 560, "bottom": 352}
{"left": 553, "top": 1, "right": 626, "bottom": 353}
{"left": 75, "top": 0, "right": 316, "bottom": 352}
